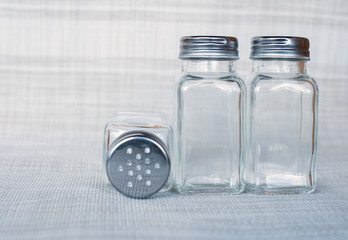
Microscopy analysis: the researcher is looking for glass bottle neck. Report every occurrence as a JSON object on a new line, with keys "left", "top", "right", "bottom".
{"left": 252, "top": 60, "right": 307, "bottom": 74}
{"left": 181, "top": 60, "right": 236, "bottom": 73}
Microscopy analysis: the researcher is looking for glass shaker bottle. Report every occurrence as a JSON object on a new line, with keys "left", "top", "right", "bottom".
{"left": 245, "top": 36, "right": 319, "bottom": 194}
{"left": 175, "top": 36, "right": 246, "bottom": 194}
{"left": 103, "top": 112, "right": 172, "bottom": 198}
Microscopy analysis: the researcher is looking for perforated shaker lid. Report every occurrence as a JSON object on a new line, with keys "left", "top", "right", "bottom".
{"left": 106, "top": 131, "right": 170, "bottom": 199}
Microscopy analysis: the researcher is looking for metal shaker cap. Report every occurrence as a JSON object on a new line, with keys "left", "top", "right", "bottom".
{"left": 179, "top": 36, "right": 239, "bottom": 60}
{"left": 106, "top": 131, "right": 170, "bottom": 199}
{"left": 250, "top": 36, "right": 310, "bottom": 60}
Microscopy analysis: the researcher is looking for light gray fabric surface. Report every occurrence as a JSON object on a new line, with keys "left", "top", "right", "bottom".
{"left": 0, "top": 0, "right": 347, "bottom": 239}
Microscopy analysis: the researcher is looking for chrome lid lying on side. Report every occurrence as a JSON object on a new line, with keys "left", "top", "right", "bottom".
{"left": 179, "top": 36, "right": 239, "bottom": 60}
{"left": 250, "top": 36, "right": 310, "bottom": 60}
{"left": 106, "top": 131, "right": 170, "bottom": 199}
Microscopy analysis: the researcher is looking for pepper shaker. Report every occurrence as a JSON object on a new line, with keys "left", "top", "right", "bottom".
{"left": 103, "top": 112, "right": 172, "bottom": 198}
{"left": 175, "top": 36, "right": 246, "bottom": 194}
{"left": 245, "top": 36, "right": 319, "bottom": 194}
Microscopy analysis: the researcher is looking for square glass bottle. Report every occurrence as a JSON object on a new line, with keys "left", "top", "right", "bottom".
{"left": 175, "top": 36, "right": 246, "bottom": 194}
{"left": 103, "top": 112, "right": 172, "bottom": 198}
{"left": 245, "top": 36, "right": 319, "bottom": 194}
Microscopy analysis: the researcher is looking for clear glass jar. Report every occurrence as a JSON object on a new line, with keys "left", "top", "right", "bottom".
{"left": 245, "top": 36, "right": 319, "bottom": 194}
{"left": 103, "top": 112, "right": 172, "bottom": 198}
{"left": 175, "top": 36, "right": 246, "bottom": 194}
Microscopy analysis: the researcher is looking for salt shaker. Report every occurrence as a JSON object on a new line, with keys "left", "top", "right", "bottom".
{"left": 103, "top": 112, "right": 172, "bottom": 198}
{"left": 175, "top": 36, "right": 246, "bottom": 194}
{"left": 245, "top": 36, "right": 319, "bottom": 194}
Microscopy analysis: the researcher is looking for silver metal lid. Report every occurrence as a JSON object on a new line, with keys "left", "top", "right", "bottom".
{"left": 179, "top": 36, "right": 239, "bottom": 60}
{"left": 106, "top": 131, "right": 170, "bottom": 199}
{"left": 250, "top": 36, "right": 310, "bottom": 60}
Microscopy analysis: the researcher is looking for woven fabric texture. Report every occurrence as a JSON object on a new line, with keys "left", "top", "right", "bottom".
{"left": 0, "top": 0, "right": 347, "bottom": 239}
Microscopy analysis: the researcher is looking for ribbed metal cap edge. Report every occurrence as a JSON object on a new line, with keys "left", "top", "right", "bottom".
{"left": 179, "top": 36, "right": 239, "bottom": 60}
{"left": 250, "top": 36, "right": 310, "bottom": 60}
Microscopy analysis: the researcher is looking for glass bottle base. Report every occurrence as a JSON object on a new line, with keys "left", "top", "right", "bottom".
{"left": 176, "top": 183, "right": 245, "bottom": 194}
{"left": 246, "top": 183, "right": 315, "bottom": 195}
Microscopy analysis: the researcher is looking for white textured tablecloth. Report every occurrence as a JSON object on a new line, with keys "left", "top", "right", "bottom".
{"left": 0, "top": 0, "right": 347, "bottom": 239}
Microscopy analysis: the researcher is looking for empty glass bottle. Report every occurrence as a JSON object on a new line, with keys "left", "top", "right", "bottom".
{"left": 245, "top": 36, "right": 319, "bottom": 194}
{"left": 175, "top": 36, "right": 246, "bottom": 194}
{"left": 103, "top": 112, "right": 172, "bottom": 198}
